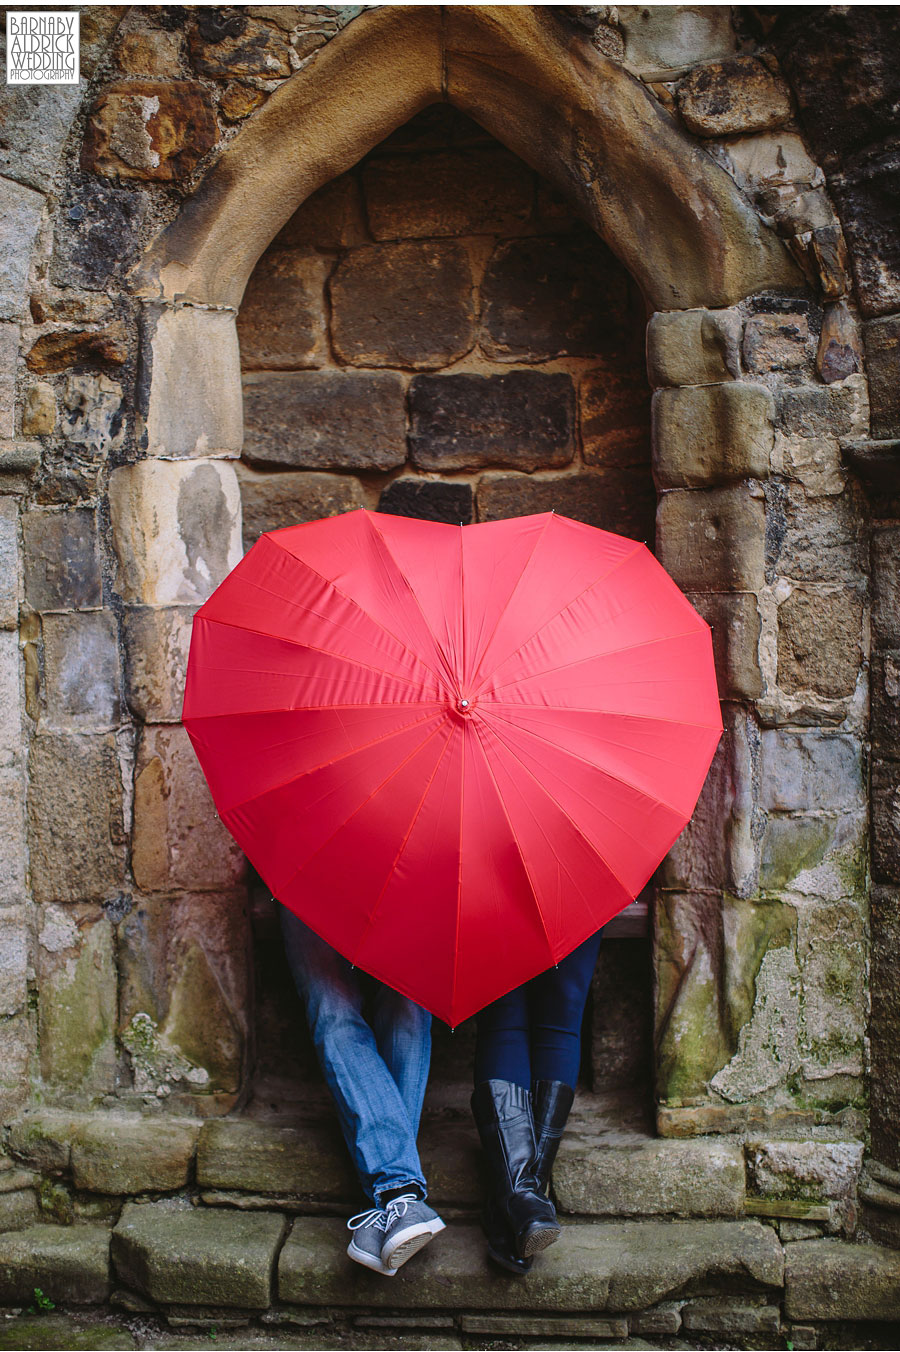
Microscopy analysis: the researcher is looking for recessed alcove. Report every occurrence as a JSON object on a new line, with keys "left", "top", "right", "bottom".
{"left": 233, "top": 104, "right": 655, "bottom": 1119}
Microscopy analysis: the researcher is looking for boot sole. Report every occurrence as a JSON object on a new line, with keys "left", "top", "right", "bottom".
{"left": 383, "top": 1218, "right": 446, "bottom": 1270}
{"left": 488, "top": 1243, "right": 533, "bottom": 1277}
{"left": 521, "top": 1220, "right": 562, "bottom": 1257}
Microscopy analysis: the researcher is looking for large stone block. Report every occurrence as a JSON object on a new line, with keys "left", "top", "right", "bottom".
{"left": 760, "top": 812, "right": 866, "bottom": 899}
{"left": 761, "top": 731, "right": 864, "bottom": 814}
{"left": 657, "top": 486, "right": 766, "bottom": 591}
{"left": 362, "top": 148, "right": 533, "bottom": 240}
{"left": 0, "top": 321, "right": 17, "bottom": 440}
{"left": 409, "top": 372, "right": 575, "bottom": 471}
{"left": 119, "top": 891, "right": 250, "bottom": 1095}
{"left": 330, "top": 240, "right": 475, "bottom": 369}
{"left": 40, "top": 611, "right": 122, "bottom": 731}
{"left": 0, "top": 83, "right": 83, "bottom": 195}
{"left": 71, "top": 1118, "right": 200, "bottom": 1194}
{"left": 274, "top": 174, "right": 368, "bottom": 250}
{"left": 108, "top": 459, "right": 243, "bottom": 606}
{"left": 122, "top": 605, "right": 195, "bottom": 723}
{"left": 36, "top": 904, "right": 117, "bottom": 1091}
{"left": 81, "top": 80, "right": 218, "bottom": 181}
{"left": 870, "top": 885, "right": 900, "bottom": 1171}
{"left": 872, "top": 650, "right": 900, "bottom": 761}
{"left": 50, "top": 176, "right": 148, "bottom": 293}
{"left": 25, "top": 325, "right": 128, "bottom": 376}
{"left": 663, "top": 704, "right": 756, "bottom": 897}
{"left": 0, "top": 1225, "right": 110, "bottom": 1304}
{"left": 196, "top": 1120, "right": 353, "bottom": 1198}
{"left": 22, "top": 508, "right": 102, "bottom": 611}
{"left": 0, "top": 907, "right": 27, "bottom": 1016}
{"left": 554, "top": 1136, "right": 745, "bottom": 1217}
{"left": 28, "top": 733, "right": 126, "bottom": 904}
{"left": 765, "top": 481, "right": 867, "bottom": 583}
{"left": 0, "top": 176, "right": 45, "bottom": 320}
{"left": 132, "top": 725, "right": 246, "bottom": 893}
{"left": 873, "top": 526, "right": 900, "bottom": 645}
{"left": 656, "top": 891, "right": 800, "bottom": 1106}
{"left": 579, "top": 364, "right": 651, "bottom": 467}
{"left": 794, "top": 908, "right": 864, "bottom": 1087}
{"left": 747, "top": 1140, "right": 863, "bottom": 1203}
{"left": 480, "top": 234, "right": 630, "bottom": 362}
{"left": 60, "top": 372, "right": 125, "bottom": 457}
{"left": 112, "top": 1202, "right": 284, "bottom": 1307}
{"left": 139, "top": 304, "right": 243, "bottom": 459}
{"left": 685, "top": 592, "right": 762, "bottom": 699}
{"left": 778, "top": 384, "right": 864, "bottom": 440}
{"left": 777, "top": 585, "right": 864, "bottom": 699}
{"left": 237, "top": 466, "right": 366, "bottom": 549}
{"left": 185, "top": 13, "right": 292, "bottom": 77}
{"left": 478, "top": 470, "right": 655, "bottom": 542}
{"left": 646, "top": 309, "right": 741, "bottom": 389}
{"left": 114, "top": 27, "right": 185, "bottom": 77}
{"left": 872, "top": 759, "right": 900, "bottom": 883}
{"left": 617, "top": 5, "right": 737, "bottom": 77}
{"left": 864, "top": 314, "right": 900, "bottom": 439}
{"left": 241, "top": 371, "right": 406, "bottom": 471}
{"left": 0, "top": 498, "right": 19, "bottom": 628}
{"left": 785, "top": 1238, "right": 900, "bottom": 1320}
{"left": 653, "top": 384, "right": 774, "bottom": 488}
{"left": 743, "top": 312, "right": 811, "bottom": 374}
{"left": 236, "top": 249, "right": 329, "bottom": 370}
{"left": 0, "top": 766, "right": 27, "bottom": 909}
{"left": 379, "top": 478, "right": 474, "bottom": 525}
{"left": 830, "top": 151, "right": 900, "bottom": 317}
{"left": 677, "top": 56, "right": 792, "bottom": 137}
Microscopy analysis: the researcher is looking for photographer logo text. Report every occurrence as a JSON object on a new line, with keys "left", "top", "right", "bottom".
{"left": 6, "top": 11, "right": 79, "bottom": 84}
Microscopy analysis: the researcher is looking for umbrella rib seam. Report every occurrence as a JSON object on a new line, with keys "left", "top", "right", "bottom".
{"left": 471, "top": 542, "right": 645, "bottom": 699}
{"left": 484, "top": 707, "right": 695, "bottom": 819}
{"left": 192, "top": 613, "right": 431, "bottom": 690}
{"left": 471, "top": 721, "right": 556, "bottom": 969}
{"left": 481, "top": 716, "right": 638, "bottom": 900}
{"left": 267, "top": 533, "right": 452, "bottom": 692}
{"left": 218, "top": 709, "right": 448, "bottom": 814}
{"left": 487, "top": 627, "right": 713, "bottom": 695}
{"left": 466, "top": 513, "right": 554, "bottom": 693}
{"left": 265, "top": 720, "right": 452, "bottom": 901}
{"left": 348, "top": 723, "right": 457, "bottom": 972}
{"left": 364, "top": 513, "right": 459, "bottom": 691}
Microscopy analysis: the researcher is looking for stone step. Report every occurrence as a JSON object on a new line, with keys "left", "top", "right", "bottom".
{"left": 105, "top": 1202, "right": 784, "bottom": 1315}
{"left": 7, "top": 1104, "right": 863, "bottom": 1224}
{"left": 278, "top": 1216, "right": 784, "bottom": 1313}
{"left": 0, "top": 1223, "right": 111, "bottom": 1304}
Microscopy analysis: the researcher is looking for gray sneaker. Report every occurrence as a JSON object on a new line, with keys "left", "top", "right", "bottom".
{"left": 380, "top": 1192, "right": 446, "bottom": 1271}
{"left": 346, "top": 1206, "right": 396, "bottom": 1276}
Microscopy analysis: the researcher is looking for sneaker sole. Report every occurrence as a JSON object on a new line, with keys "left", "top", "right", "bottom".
{"left": 346, "top": 1239, "right": 397, "bottom": 1276}
{"left": 383, "top": 1218, "right": 446, "bottom": 1271}
{"left": 521, "top": 1220, "right": 561, "bottom": 1258}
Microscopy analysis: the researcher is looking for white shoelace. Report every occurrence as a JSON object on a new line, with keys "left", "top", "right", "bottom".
{"left": 347, "top": 1192, "right": 420, "bottom": 1232}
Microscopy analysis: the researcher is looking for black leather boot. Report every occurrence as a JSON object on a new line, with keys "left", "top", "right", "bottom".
{"left": 532, "top": 1079, "right": 576, "bottom": 1192}
{"left": 471, "top": 1079, "right": 561, "bottom": 1264}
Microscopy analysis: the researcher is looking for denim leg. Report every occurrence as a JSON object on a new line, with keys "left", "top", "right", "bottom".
{"left": 527, "top": 927, "right": 605, "bottom": 1087}
{"left": 369, "top": 983, "right": 432, "bottom": 1137}
{"left": 473, "top": 983, "right": 531, "bottom": 1088}
{"left": 280, "top": 907, "right": 428, "bottom": 1205}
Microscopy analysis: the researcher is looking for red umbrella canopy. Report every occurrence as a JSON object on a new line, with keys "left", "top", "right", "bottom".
{"left": 182, "top": 510, "right": 722, "bottom": 1026}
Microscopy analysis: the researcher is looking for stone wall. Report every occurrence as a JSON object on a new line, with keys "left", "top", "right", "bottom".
{"left": 0, "top": 3, "right": 890, "bottom": 1206}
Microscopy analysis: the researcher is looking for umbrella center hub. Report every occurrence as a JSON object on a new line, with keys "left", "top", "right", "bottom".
{"left": 455, "top": 696, "right": 476, "bottom": 716}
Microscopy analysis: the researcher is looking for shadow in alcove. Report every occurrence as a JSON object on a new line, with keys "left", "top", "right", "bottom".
{"left": 236, "top": 102, "right": 657, "bottom": 1141}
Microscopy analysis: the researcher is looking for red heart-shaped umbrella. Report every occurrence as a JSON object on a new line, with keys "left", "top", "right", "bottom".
{"left": 182, "top": 510, "right": 721, "bottom": 1026}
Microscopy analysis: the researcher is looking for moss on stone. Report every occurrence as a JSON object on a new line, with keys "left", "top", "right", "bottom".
{"left": 38, "top": 1178, "right": 74, "bottom": 1226}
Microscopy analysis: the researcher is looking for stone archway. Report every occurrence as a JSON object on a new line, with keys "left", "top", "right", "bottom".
{"left": 105, "top": 3, "right": 871, "bottom": 1147}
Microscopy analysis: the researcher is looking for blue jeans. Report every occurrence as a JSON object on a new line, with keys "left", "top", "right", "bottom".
{"left": 474, "top": 928, "right": 605, "bottom": 1090}
{"left": 281, "top": 908, "right": 431, "bottom": 1207}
